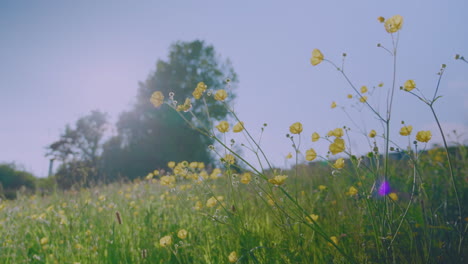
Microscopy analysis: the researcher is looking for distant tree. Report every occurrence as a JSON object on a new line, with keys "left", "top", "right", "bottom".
{"left": 102, "top": 40, "right": 238, "bottom": 180}
{"left": 0, "top": 163, "right": 36, "bottom": 199}
{"left": 46, "top": 110, "right": 109, "bottom": 188}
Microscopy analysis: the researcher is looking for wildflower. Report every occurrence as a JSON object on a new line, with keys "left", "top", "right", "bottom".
{"left": 305, "top": 148, "right": 317, "bottom": 161}
{"left": 40, "top": 237, "right": 49, "bottom": 245}
{"left": 214, "top": 89, "right": 228, "bottom": 101}
{"left": 333, "top": 158, "right": 345, "bottom": 169}
{"left": 403, "top": 80, "right": 416, "bottom": 92}
{"left": 328, "top": 128, "right": 344, "bottom": 138}
{"left": 360, "top": 96, "right": 368, "bottom": 103}
{"left": 378, "top": 82, "right": 384, "bottom": 87}
{"left": 312, "top": 132, "right": 320, "bottom": 142}
{"left": 159, "top": 235, "right": 172, "bottom": 247}
{"left": 329, "top": 236, "right": 339, "bottom": 246}
{"left": 384, "top": 15, "right": 403, "bottom": 33}
{"left": 331, "top": 101, "right": 337, "bottom": 108}
{"left": 189, "top": 162, "right": 198, "bottom": 169}
{"left": 223, "top": 154, "right": 236, "bottom": 164}
{"left": 196, "top": 82, "right": 207, "bottom": 91}
{"left": 310, "top": 49, "right": 324, "bottom": 66}
{"left": 329, "top": 138, "right": 345, "bottom": 155}
{"left": 285, "top": 152, "right": 293, "bottom": 159}
{"left": 306, "top": 214, "right": 319, "bottom": 224}
{"left": 399, "top": 125, "right": 413, "bottom": 136}
{"left": 168, "top": 161, "right": 175, "bottom": 168}
{"left": 416, "top": 130, "right": 432, "bottom": 143}
{"left": 160, "top": 175, "right": 176, "bottom": 186}
{"left": 216, "top": 121, "right": 230, "bottom": 133}
{"left": 145, "top": 172, "right": 154, "bottom": 180}
{"left": 228, "top": 251, "right": 238, "bottom": 263}
{"left": 289, "top": 122, "right": 303, "bottom": 134}
{"left": 369, "top": 129, "right": 377, "bottom": 138}
{"left": 150, "top": 91, "right": 164, "bottom": 108}
{"left": 206, "top": 197, "right": 217, "bottom": 208}
{"left": 178, "top": 229, "right": 188, "bottom": 239}
{"left": 378, "top": 180, "right": 391, "bottom": 196}
{"left": 233, "top": 121, "right": 244, "bottom": 133}
{"left": 194, "top": 201, "right": 203, "bottom": 210}
{"left": 193, "top": 89, "right": 203, "bottom": 99}
{"left": 378, "top": 16, "right": 385, "bottom": 23}
{"left": 98, "top": 195, "right": 106, "bottom": 201}
{"left": 361, "top": 86, "right": 368, "bottom": 93}
{"left": 347, "top": 94, "right": 353, "bottom": 99}
{"left": 240, "top": 172, "right": 252, "bottom": 184}
{"left": 318, "top": 185, "right": 327, "bottom": 191}
{"left": 268, "top": 175, "right": 288, "bottom": 186}
{"left": 346, "top": 186, "right": 358, "bottom": 196}
{"left": 389, "top": 192, "right": 398, "bottom": 201}
{"left": 197, "top": 162, "right": 205, "bottom": 169}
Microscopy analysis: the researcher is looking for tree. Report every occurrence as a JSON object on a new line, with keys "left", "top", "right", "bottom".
{"left": 46, "top": 110, "right": 109, "bottom": 188}
{"left": 102, "top": 40, "right": 238, "bottom": 180}
{"left": 0, "top": 163, "right": 36, "bottom": 199}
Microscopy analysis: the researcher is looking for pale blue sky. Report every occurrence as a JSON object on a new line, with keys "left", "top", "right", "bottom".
{"left": 1, "top": 0, "right": 467, "bottom": 176}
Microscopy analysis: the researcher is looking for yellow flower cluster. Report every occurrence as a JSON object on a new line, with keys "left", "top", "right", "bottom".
{"left": 192, "top": 82, "right": 208, "bottom": 99}
{"left": 329, "top": 138, "right": 345, "bottom": 155}
{"left": 150, "top": 91, "right": 164, "bottom": 108}
{"left": 268, "top": 175, "right": 288, "bottom": 186}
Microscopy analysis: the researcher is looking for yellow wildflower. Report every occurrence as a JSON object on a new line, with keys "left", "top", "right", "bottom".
{"left": 384, "top": 15, "right": 403, "bottom": 33}
{"left": 285, "top": 152, "right": 293, "bottom": 159}
{"left": 416, "top": 130, "right": 432, "bottom": 143}
{"left": 196, "top": 82, "right": 207, "bottom": 92}
{"left": 399, "top": 125, "right": 413, "bottom": 136}
{"left": 333, "top": 158, "right": 345, "bottom": 169}
{"left": 240, "top": 172, "right": 252, "bottom": 184}
{"left": 346, "top": 186, "right": 358, "bottom": 196}
{"left": 388, "top": 192, "right": 398, "bottom": 201}
{"left": 369, "top": 129, "right": 377, "bottom": 138}
{"left": 168, "top": 161, "right": 175, "bottom": 168}
{"left": 160, "top": 175, "right": 176, "bottom": 186}
{"left": 233, "top": 121, "right": 244, "bottom": 133}
{"left": 40, "top": 237, "right": 49, "bottom": 245}
{"left": 228, "top": 251, "right": 238, "bottom": 263}
{"left": 403, "top": 80, "right": 416, "bottom": 92}
{"left": 214, "top": 89, "right": 228, "bottom": 101}
{"left": 145, "top": 172, "right": 154, "bottom": 180}
{"left": 310, "top": 49, "right": 324, "bottom": 66}
{"left": 268, "top": 175, "right": 288, "bottom": 186}
{"left": 360, "top": 96, "right": 368, "bottom": 103}
{"left": 194, "top": 201, "right": 203, "bottom": 210}
{"left": 223, "top": 154, "right": 236, "bottom": 164}
{"left": 378, "top": 16, "right": 385, "bottom": 23}
{"left": 378, "top": 82, "right": 384, "bottom": 87}
{"left": 159, "top": 235, "right": 172, "bottom": 247}
{"left": 331, "top": 101, "right": 337, "bottom": 108}
{"left": 306, "top": 214, "right": 319, "bottom": 224}
{"left": 312, "top": 132, "right": 320, "bottom": 142}
{"left": 289, "top": 122, "right": 303, "bottom": 134}
{"left": 318, "top": 185, "right": 327, "bottom": 191}
{"left": 150, "top": 91, "right": 164, "bottom": 108}
{"left": 189, "top": 162, "right": 198, "bottom": 169}
{"left": 347, "top": 94, "right": 353, "bottom": 99}
{"left": 329, "top": 138, "right": 345, "bottom": 155}
{"left": 206, "top": 197, "right": 217, "bottom": 208}
{"left": 329, "top": 236, "right": 339, "bottom": 246}
{"left": 177, "top": 229, "right": 188, "bottom": 239}
{"left": 192, "top": 89, "right": 203, "bottom": 99}
{"left": 361, "top": 85, "right": 368, "bottom": 93}
{"left": 216, "top": 121, "right": 229, "bottom": 133}
{"left": 198, "top": 162, "right": 205, "bottom": 169}
{"left": 305, "top": 148, "right": 317, "bottom": 161}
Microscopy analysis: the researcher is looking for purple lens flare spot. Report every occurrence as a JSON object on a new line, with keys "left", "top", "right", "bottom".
{"left": 378, "top": 180, "right": 391, "bottom": 196}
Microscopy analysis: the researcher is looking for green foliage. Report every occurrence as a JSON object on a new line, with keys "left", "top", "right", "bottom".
{"left": 0, "top": 163, "right": 36, "bottom": 199}
{"left": 101, "top": 40, "right": 238, "bottom": 180}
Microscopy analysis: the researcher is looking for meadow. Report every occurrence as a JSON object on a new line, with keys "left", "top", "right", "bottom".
{"left": 1, "top": 15, "right": 467, "bottom": 263}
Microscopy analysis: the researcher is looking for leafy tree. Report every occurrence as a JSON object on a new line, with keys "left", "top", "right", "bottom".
{"left": 0, "top": 163, "right": 36, "bottom": 199}
{"left": 102, "top": 40, "right": 238, "bottom": 180}
{"left": 46, "top": 110, "right": 108, "bottom": 188}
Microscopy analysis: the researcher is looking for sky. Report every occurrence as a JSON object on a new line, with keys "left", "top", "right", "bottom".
{"left": 1, "top": 0, "right": 467, "bottom": 177}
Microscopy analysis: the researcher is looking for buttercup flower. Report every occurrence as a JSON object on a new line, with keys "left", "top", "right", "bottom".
{"left": 331, "top": 101, "right": 337, "bottom": 108}
{"left": 360, "top": 96, "right": 368, "bottom": 103}
{"left": 384, "top": 15, "right": 403, "bottom": 33}
{"left": 346, "top": 186, "right": 358, "bottom": 196}
{"left": 150, "top": 91, "right": 164, "bottom": 108}
{"left": 389, "top": 192, "right": 398, "bottom": 201}
{"left": 399, "top": 125, "right": 413, "bottom": 136}
{"left": 312, "top": 132, "right": 320, "bottom": 142}
{"left": 347, "top": 94, "right": 353, "bottom": 99}
{"left": 403, "top": 80, "right": 416, "bottom": 92}
{"left": 214, "top": 89, "right": 228, "bottom": 101}
{"left": 333, "top": 158, "right": 345, "bottom": 169}
{"left": 329, "top": 236, "right": 339, "bottom": 246}
{"left": 318, "top": 185, "right": 327, "bottom": 191}
{"left": 40, "top": 237, "right": 49, "bottom": 245}
{"left": 228, "top": 251, "right": 238, "bottom": 263}
{"left": 159, "top": 235, "right": 172, "bottom": 247}
{"left": 289, "top": 122, "right": 303, "bottom": 134}
{"left": 206, "top": 197, "right": 217, "bottom": 208}
{"left": 223, "top": 154, "right": 236, "bottom": 164}
{"left": 196, "top": 82, "right": 207, "bottom": 91}
{"left": 305, "top": 148, "right": 317, "bottom": 161}
{"left": 369, "top": 129, "right": 377, "bottom": 138}
{"left": 268, "top": 175, "right": 288, "bottom": 186}
{"left": 306, "top": 214, "right": 319, "bottom": 224}
{"left": 361, "top": 86, "right": 368, "bottom": 93}
{"left": 329, "top": 138, "right": 345, "bottom": 155}
{"left": 416, "top": 130, "right": 432, "bottom": 143}
{"left": 233, "top": 121, "right": 244, "bottom": 133}
{"left": 328, "top": 128, "right": 344, "bottom": 138}
{"left": 216, "top": 121, "right": 230, "bottom": 133}
{"left": 168, "top": 161, "right": 175, "bottom": 168}
{"left": 285, "top": 152, "right": 293, "bottom": 159}
{"left": 178, "top": 229, "right": 188, "bottom": 239}
{"left": 378, "top": 16, "right": 385, "bottom": 23}
{"left": 310, "top": 49, "right": 324, "bottom": 66}
{"left": 240, "top": 172, "right": 252, "bottom": 184}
